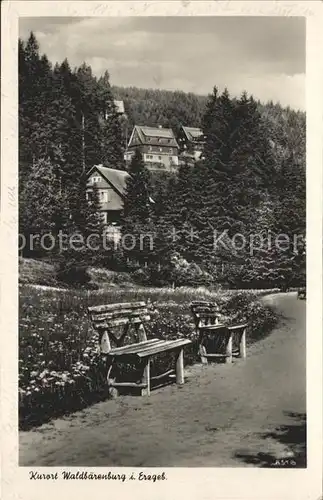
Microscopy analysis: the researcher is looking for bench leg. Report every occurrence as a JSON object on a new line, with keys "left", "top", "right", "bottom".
{"left": 106, "top": 358, "right": 119, "bottom": 398}
{"left": 199, "top": 344, "right": 208, "bottom": 365}
{"left": 176, "top": 348, "right": 185, "bottom": 385}
{"left": 239, "top": 328, "right": 247, "bottom": 359}
{"left": 225, "top": 333, "right": 233, "bottom": 364}
{"left": 141, "top": 359, "right": 151, "bottom": 396}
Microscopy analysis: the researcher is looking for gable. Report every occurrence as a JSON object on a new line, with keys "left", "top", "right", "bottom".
{"left": 182, "top": 126, "right": 204, "bottom": 142}
{"left": 128, "top": 125, "right": 179, "bottom": 149}
{"left": 128, "top": 127, "right": 142, "bottom": 147}
{"left": 86, "top": 169, "right": 110, "bottom": 188}
{"left": 86, "top": 165, "right": 130, "bottom": 198}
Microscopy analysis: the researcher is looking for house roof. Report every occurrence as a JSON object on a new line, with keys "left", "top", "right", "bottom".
{"left": 96, "top": 165, "right": 129, "bottom": 196}
{"left": 182, "top": 126, "right": 204, "bottom": 142}
{"left": 114, "top": 100, "right": 125, "bottom": 114}
{"left": 87, "top": 165, "right": 130, "bottom": 198}
{"left": 130, "top": 125, "right": 179, "bottom": 148}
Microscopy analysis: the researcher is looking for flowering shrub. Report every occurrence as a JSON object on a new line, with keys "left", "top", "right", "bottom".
{"left": 19, "top": 284, "right": 278, "bottom": 429}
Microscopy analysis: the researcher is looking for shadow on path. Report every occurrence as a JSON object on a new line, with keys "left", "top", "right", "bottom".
{"left": 235, "top": 412, "right": 306, "bottom": 468}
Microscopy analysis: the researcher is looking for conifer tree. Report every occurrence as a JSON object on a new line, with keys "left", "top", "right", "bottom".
{"left": 123, "top": 149, "right": 152, "bottom": 222}
{"left": 19, "top": 157, "right": 62, "bottom": 257}
{"left": 121, "top": 149, "right": 154, "bottom": 264}
{"left": 62, "top": 179, "right": 105, "bottom": 272}
{"left": 98, "top": 71, "right": 125, "bottom": 170}
{"left": 74, "top": 63, "right": 102, "bottom": 170}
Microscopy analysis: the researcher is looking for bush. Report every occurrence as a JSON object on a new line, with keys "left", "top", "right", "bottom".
{"left": 129, "top": 255, "right": 215, "bottom": 288}
{"left": 56, "top": 262, "right": 92, "bottom": 289}
{"left": 19, "top": 257, "right": 60, "bottom": 287}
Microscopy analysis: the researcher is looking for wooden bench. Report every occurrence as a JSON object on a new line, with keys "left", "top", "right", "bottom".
{"left": 190, "top": 301, "right": 248, "bottom": 364}
{"left": 297, "top": 287, "right": 306, "bottom": 300}
{"left": 88, "top": 301, "right": 192, "bottom": 397}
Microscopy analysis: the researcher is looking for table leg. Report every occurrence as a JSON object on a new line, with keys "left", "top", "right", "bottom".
{"left": 240, "top": 328, "right": 247, "bottom": 359}
{"left": 176, "top": 348, "right": 185, "bottom": 385}
{"left": 225, "top": 332, "right": 233, "bottom": 363}
{"left": 141, "top": 358, "right": 150, "bottom": 396}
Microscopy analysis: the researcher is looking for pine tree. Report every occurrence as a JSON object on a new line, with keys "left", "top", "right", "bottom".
{"left": 98, "top": 71, "right": 125, "bottom": 170}
{"left": 122, "top": 149, "right": 152, "bottom": 222}
{"left": 74, "top": 63, "right": 102, "bottom": 170}
{"left": 51, "top": 61, "right": 83, "bottom": 183}
{"left": 62, "top": 178, "right": 105, "bottom": 271}
{"left": 19, "top": 157, "right": 62, "bottom": 257}
{"left": 202, "top": 87, "right": 235, "bottom": 172}
{"left": 192, "top": 89, "right": 244, "bottom": 278}
{"left": 121, "top": 149, "right": 155, "bottom": 264}
{"left": 19, "top": 33, "right": 43, "bottom": 183}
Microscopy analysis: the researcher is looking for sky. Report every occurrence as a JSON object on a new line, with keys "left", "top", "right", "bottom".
{"left": 19, "top": 16, "right": 305, "bottom": 110}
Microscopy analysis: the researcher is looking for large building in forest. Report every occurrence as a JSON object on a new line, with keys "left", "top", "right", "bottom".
{"left": 124, "top": 125, "right": 179, "bottom": 171}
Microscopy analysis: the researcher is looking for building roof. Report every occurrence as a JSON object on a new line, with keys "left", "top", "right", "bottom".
{"left": 114, "top": 100, "right": 125, "bottom": 114}
{"left": 129, "top": 125, "right": 179, "bottom": 148}
{"left": 87, "top": 165, "right": 130, "bottom": 198}
{"left": 182, "top": 126, "right": 204, "bottom": 142}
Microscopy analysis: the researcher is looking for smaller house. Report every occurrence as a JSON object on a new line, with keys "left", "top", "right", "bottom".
{"left": 85, "top": 165, "right": 130, "bottom": 227}
{"left": 177, "top": 126, "right": 205, "bottom": 161}
{"left": 104, "top": 100, "right": 125, "bottom": 120}
{"left": 124, "top": 125, "right": 179, "bottom": 171}
{"left": 114, "top": 100, "right": 125, "bottom": 115}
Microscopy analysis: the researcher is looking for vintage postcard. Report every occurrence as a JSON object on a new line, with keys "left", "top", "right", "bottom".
{"left": 1, "top": 1, "right": 322, "bottom": 500}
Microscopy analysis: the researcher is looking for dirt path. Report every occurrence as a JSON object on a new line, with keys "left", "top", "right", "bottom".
{"left": 19, "top": 292, "right": 306, "bottom": 467}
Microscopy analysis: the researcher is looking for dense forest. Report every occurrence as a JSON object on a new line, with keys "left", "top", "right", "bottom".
{"left": 19, "top": 32, "right": 306, "bottom": 289}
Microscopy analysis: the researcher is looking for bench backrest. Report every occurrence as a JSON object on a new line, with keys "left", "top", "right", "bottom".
{"left": 190, "top": 301, "right": 220, "bottom": 329}
{"left": 88, "top": 301, "right": 151, "bottom": 353}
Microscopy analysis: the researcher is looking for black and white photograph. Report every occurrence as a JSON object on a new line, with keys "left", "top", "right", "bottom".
{"left": 16, "top": 13, "right": 309, "bottom": 468}
{"left": 1, "top": 3, "right": 322, "bottom": 496}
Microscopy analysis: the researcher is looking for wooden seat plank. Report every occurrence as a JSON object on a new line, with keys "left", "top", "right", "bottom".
{"left": 107, "top": 338, "right": 161, "bottom": 356}
{"left": 228, "top": 323, "right": 248, "bottom": 330}
{"left": 109, "top": 339, "right": 165, "bottom": 356}
{"left": 136, "top": 339, "right": 191, "bottom": 358}
{"left": 198, "top": 324, "right": 226, "bottom": 331}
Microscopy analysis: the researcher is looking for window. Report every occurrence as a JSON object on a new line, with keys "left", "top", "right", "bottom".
{"left": 92, "top": 175, "right": 101, "bottom": 184}
{"left": 148, "top": 146, "right": 152, "bottom": 151}
{"left": 159, "top": 147, "right": 163, "bottom": 152}
{"left": 158, "top": 156, "right": 162, "bottom": 160}
{"left": 99, "top": 190, "right": 109, "bottom": 203}
{"left": 169, "top": 148, "right": 173, "bottom": 153}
